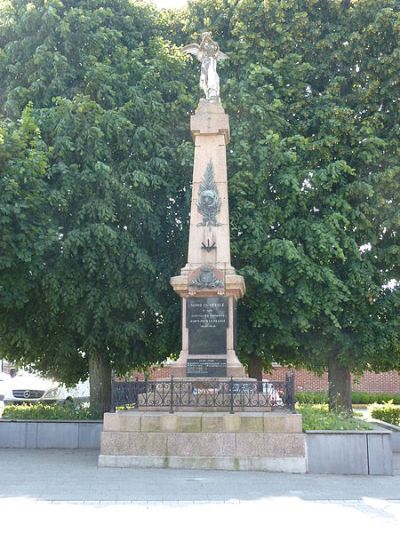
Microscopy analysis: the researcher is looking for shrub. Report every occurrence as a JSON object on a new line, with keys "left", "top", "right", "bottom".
{"left": 370, "top": 402, "right": 400, "bottom": 426}
{"left": 352, "top": 392, "right": 400, "bottom": 405}
{"left": 295, "top": 391, "right": 400, "bottom": 405}
{"left": 295, "top": 392, "right": 328, "bottom": 404}
{"left": 2, "top": 403, "right": 101, "bottom": 420}
{"left": 297, "top": 404, "right": 372, "bottom": 431}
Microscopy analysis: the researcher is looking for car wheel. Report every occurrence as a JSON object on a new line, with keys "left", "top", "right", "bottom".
{"left": 63, "top": 396, "right": 75, "bottom": 407}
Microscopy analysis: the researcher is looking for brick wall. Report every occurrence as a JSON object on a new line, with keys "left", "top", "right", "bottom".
{"left": 4, "top": 358, "right": 398, "bottom": 395}
{"left": 134, "top": 365, "right": 400, "bottom": 395}
{"left": 263, "top": 367, "right": 400, "bottom": 394}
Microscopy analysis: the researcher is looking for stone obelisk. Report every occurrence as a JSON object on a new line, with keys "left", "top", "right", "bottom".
{"left": 170, "top": 33, "right": 245, "bottom": 378}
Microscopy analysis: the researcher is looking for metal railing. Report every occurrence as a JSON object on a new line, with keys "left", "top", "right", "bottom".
{"left": 111, "top": 373, "right": 295, "bottom": 414}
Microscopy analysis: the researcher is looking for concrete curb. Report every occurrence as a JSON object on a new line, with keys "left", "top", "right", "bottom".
{"left": 370, "top": 418, "right": 400, "bottom": 453}
{"left": 0, "top": 420, "right": 103, "bottom": 449}
{"left": 0, "top": 419, "right": 395, "bottom": 475}
{"left": 305, "top": 430, "right": 392, "bottom": 475}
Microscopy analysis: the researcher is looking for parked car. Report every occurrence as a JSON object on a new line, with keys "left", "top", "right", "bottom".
{"left": 1, "top": 370, "right": 89, "bottom": 406}
{"left": 0, "top": 371, "right": 11, "bottom": 394}
{"left": 0, "top": 371, "right": 11, "bottom": 414}
{"left": 0, "top": 372, "right": 8, "bottom": 415}
{"left": 60, "top": 380, "right": 90, "bottom": 405}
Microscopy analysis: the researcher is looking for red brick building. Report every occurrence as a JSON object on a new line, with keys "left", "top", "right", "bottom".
{"left": 134, "top": 365, "right": 400, "bottom": 395}
{"left": 263, "top": 367, "right": 400, "bottom": 395}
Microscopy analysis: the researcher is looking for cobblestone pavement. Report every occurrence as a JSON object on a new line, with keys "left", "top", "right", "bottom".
{"left": 0, "top": 449, "right": 399, "bottom": 532}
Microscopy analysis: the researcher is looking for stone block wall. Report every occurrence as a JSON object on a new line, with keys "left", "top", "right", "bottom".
{"left": 99, "top": 411, "right": 306, "bottom": 473}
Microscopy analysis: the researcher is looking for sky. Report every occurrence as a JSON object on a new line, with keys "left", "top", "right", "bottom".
{"left": 151, "top": 0, "right": 189, "bottom": 9}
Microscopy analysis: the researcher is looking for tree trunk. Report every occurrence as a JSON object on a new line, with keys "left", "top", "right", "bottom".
{"left": 89, "top": 352, "right": 112, "bottom": 416}
{"left": 328, "top": 354, "right": 352, "bottom": 413}
{"left": 248, "top": 353, "right": 263, "bottom": 382}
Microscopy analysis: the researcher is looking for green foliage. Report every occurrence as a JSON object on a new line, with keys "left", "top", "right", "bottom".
{"left": 353, "top": 392, "right": 400, "bottom": 405}
{"left": 0, "top": 107, "right": 59, "bottom": 367}
{"left": 295, "top": 391, "right": 329, "bottom": 404}
{"left": 296, "top": 391, "right": 400, "bottom": 405}
{"left": 371, "top": 402, "right": 400, "bottom": 426}
{"left": 0, "top": 0, "right": 399, "bottom": 414}
{"left": 298, "top": 404, "right": 373, "bottom": 431}
{"left": 0, "top": 0, "right": 193, "bottom": 402}
{"left": 181, "top": 0, "right": 400, "bottom": 403}
{"left": 2, "top": 402, "right": 101, "bottom": 420}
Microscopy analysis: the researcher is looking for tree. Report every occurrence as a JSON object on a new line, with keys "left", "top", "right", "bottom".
{"left": 0, "top": 107, "right": 64, "bottom": 373}
{"left": 0, "top": 0, "right": 192, "bottom": 413}
{"left": 1, "top": 0, "right": 399, "bottom": 415}
{"left": 180, "top": 0, "right": 400, "bottom": 410}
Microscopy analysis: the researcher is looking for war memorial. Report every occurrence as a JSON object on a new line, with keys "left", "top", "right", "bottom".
{"left": 99, "top": 34, "right": 306, "bottom": 472}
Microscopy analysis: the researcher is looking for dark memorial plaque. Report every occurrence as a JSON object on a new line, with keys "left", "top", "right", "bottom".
{"left": 187, "top": 358, "right": 227, "bottom": 377}
{"left": 187, "top": 297, "right": 228, "bottom": 355}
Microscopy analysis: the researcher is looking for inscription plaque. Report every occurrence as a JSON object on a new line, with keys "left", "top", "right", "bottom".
{"left": 187, "top": 358, "right": 227, "bottom": 377}
{"left": 187, "top": 297, "right": 228, "bottom": 355}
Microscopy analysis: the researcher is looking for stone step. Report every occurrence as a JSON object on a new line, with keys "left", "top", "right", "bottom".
{"left": 103, "top": 411, "right": 302, "bottom": 434}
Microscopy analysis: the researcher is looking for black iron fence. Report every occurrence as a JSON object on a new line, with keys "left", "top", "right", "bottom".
{"left": 111, "top": 373, "right": 295, "bottom": 414}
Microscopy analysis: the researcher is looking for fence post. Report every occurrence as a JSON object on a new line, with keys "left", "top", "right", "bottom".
{"left": 285, "top": 370, "right": 295, "bottom": 412}
{"left": 170, "top": 376, "right": 174, "bottom": 414}
{"left": 291, "top": 369, "right": 295, "bottom": 411}
{"left": 133, "top": 381, "right": 138, "bottom": 410}
{"left": 230, "top": 376, "right": 234, "bottom": 414}
{"left": 110, "top": 373, "right": 115, "bottom": 413}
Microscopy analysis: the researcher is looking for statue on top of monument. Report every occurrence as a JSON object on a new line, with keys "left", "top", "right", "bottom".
{"left": 183, "top": 32, "right": 228, "bottom": 101}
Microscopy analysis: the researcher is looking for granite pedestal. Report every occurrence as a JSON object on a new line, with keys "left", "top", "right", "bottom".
{"left": 99, "top": 411, "right": 306, "bottom": 473}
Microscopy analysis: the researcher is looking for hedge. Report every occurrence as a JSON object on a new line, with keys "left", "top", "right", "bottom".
{"left": 295, "top": 391, "right": 400, "bottom": 405}
{"left": 371, "top": 402, "right": 400, "bottom": 426}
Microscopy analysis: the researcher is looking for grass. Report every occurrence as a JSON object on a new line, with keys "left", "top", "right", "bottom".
{"left": 2, "top": 402, "right": 102, "bottom": 421}
{"left": 297, "top": 404, "right": 373, "bottom": 431}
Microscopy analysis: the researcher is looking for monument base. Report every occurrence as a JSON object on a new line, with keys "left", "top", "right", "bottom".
{"left": 99, "top": 411, "right": 306, "bottom": 473}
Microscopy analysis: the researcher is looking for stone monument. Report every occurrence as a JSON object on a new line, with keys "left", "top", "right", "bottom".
{"left": 98, "top": 35, "right": 306, "bottom": 472}
{"left": 170, "top": 33, "right": 245, "bottom": 378}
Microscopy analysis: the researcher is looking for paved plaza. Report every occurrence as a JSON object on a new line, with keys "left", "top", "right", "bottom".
{"left": 0, "top": 449, "right": 399, "bottom": 532}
